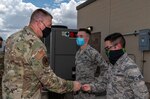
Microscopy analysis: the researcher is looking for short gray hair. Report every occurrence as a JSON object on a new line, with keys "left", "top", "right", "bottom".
{"left": 30, "top": 8, "right": 53, "bottom": 23}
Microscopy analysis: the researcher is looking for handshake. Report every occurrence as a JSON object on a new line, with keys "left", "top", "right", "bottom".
{"left": 73, "top": 81, "right": 91, "bottom": 92}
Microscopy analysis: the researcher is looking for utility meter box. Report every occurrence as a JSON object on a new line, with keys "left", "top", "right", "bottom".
{"left": 139, "top": 29, "right": 150, "bottom": 51}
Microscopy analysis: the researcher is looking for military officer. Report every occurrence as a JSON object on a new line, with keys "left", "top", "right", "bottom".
{"left": 2, "top": 9, "right": 81, "bottom": 99}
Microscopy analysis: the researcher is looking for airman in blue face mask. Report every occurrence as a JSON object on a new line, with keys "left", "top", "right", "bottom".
{"left": 74, "top": 28, "right": 108, "bottom": 99}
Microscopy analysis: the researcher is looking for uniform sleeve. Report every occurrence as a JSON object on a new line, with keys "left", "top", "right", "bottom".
{"left": 29, "top": 47, "right": 74, "bottom": 94}
{"left": 88, "top": 51, "right": 108, "bottom": 93}
{"left": 90, "top": 68, "right": 109, "bottom": 93}
{"left": 94, "top": 52, "right": 109, "bottom": 76}
{"left": 125, "top": 64, "right": 149, "bottom": 99}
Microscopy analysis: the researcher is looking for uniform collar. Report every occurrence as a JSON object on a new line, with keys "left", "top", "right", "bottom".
{"left": 76, "top": 44, "right": 90, "bottom": 56}
{"left": 79, "top": 44, "right": 90, "bottom": 53}
{"left": 115, "top": 53, "right": 128, "bottom": 66}
{"left": 23, "top": 26, "right": 38, "bottom": 37}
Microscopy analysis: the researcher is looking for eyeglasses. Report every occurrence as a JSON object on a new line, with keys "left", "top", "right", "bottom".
{"left": 104, "top": 43, "right": 118, "bottom": 51}
{"left": 105, "top": 45, "right": 114, "bottom": 51}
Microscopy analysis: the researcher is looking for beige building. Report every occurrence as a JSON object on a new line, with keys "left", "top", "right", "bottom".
{"left": 77, "top": 0, "right": 150, "bottom": 82}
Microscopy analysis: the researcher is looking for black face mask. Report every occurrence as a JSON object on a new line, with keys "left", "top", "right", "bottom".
{"left": 42, "top": 27, "right": 51, "bottom": 38}
{"left": 0, "top": 44, "right": 2, "bottom": 48}
{"left": 106, "top": 49, "right": 125, "bottom": 65}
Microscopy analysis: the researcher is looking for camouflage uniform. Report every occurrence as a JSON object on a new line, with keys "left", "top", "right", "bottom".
{"left": 0, "top": 51, "right": 4, "bottom": 99}
{"left": 2, "top": 26, "right": 74, "bottom": 99}
{"left": 74, "top": 45, "right": 108, "bottom": 99}
{"left": 90, "top": 53, "right": 149, "bottom": 99}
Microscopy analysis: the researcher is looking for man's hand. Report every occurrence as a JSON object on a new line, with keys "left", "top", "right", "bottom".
{"left": 73, "top": 81, "right": 81, "bottom": 91}
{"left": 82, "top": 84, "right": 91, "bottom": 92}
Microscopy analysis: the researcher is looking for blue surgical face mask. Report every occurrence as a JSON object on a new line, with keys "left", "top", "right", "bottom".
{"left": 76, "top": 37, "right": 85, "bottom": 46}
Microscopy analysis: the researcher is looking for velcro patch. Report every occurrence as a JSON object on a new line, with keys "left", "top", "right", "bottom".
{"left": 42, "top": 56, "right": 49, "bottom": 67}
{"left": 34, "top": 49, "right": 45, "bottom": 60}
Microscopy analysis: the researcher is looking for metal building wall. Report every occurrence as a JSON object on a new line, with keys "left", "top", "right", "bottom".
{"left": 77, "top": 0, "right": 150, "bottom": 82}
